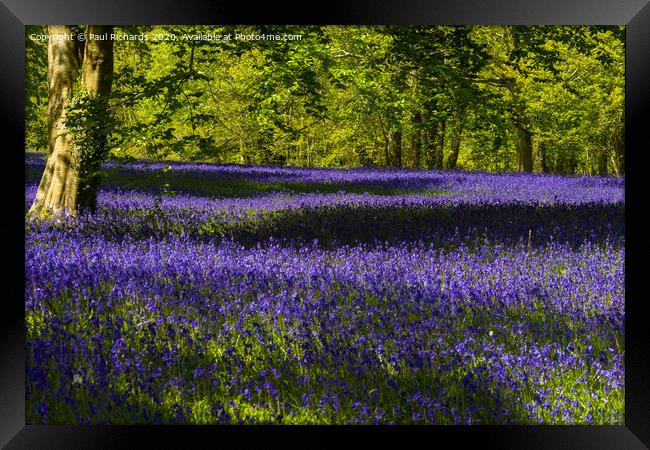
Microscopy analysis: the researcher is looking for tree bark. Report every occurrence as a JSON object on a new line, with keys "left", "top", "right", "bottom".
{"left": 29, "top": 26, "right": 84, "bottom": 215}
{"left": 597, "top": 146, "right": 608, "bottom": 176}
{"left": 538, "top": 139, "right": 548, "bottom": 173}
{"left": 383, "top": 137, "right": 390, "bottom": 167}
{"left": 77, "top": 26, "right": 114, "bottom": 213}
{"left": 29, "top": 25, "right": 114, "bottom": 216}
{"left": 411, "top": 112, "right": 422, "bottom": 168}
{"left": 612, "top": 130, "right": 624, "bottom": 176}
{"left": 561, "top": 143, "right": 578, "bottom": 175}
{"left": 239, "top": 136, "right": 250, "bottom": 164}
{"left": 517, "top": 126, "right": 533, "bottom": 172}
{"left": 435, "top": 120, "right": 446, "bottom": 169}
{"left": 422, "top": 115, "right": 431, "bottom": 169}
{"left": 423, "top": 119, "right": 445, "bottom": 169}
{"left": 508, "top": 31, "right": 533, "bottom": 174}
{"left": 378, "top": 119, "right": 390, "bottom": 167}
{"left": 389, "top": 129, "right": 402, "bottom": 167}
{"left": 422, "top": 110, "right": 435, "bottom": 169}
{"left": 446, "top": 110, "right": 465, "bottom": 169}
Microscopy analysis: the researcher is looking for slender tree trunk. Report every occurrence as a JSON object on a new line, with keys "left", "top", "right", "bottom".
{"left": 411, "top": 112, "right": 422, "bottom": 168}
{"left": 509, "top": 30, "right": 533, "bottom": 173}
{"left": 558, "top": 145, "right": 567, "bottom": 174}
{"left": 258, "top": 132, "right": 272, "bottom": 165}
{"left": 446, "top": 110, "right": 465, "bottom": 169}
{"left": 586, "top": 146, "right": 595, "bottom": 175}
{"left": 422, "top": 109, "right": 435, "bottom": 169}
{"left": 424, "top": 120, "right": 445, "bottom": 169}
{"left": 491, "top": 134, "right": 503, "bottom": 172}
{"left": 424, "top": 126, "right": 436, "bottom": 169}
{"left": 383, "top": 138, "right": 390, "bottom": 167}
{"left": 507, "top": 32, "right": 534, "bottom": 174}
{"left": 612, "top": 130, "right": 624, "bottom": 175}
{"left": 378, "top": 119, "right": 390, "bottom": 167}
{"left": 517, "top": 126, "right": 533, "bottom": 172}
{"left": 239, "top": 135, "right": 250, "bottom": 164}
{"left": 538, "top": 139, "right": 548, "bottom": 173}
{"left": 29, "top": 25, "right": 114, "bottom": 216}
{"left": 307, "top": 138, "right": 312, "bottom": 167}
{"left": 564, "top": 143, "right": 578, "bottom": 174}
{"left": 389, "top": 130, "right": 402, "bottom": 167}
{"left": 435, "top": 120, "right": 446, "bottom": 169}
{"left": 597, "top": 145, "right": 608, "bottom": 176}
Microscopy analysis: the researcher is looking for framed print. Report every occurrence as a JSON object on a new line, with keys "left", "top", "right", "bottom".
{"left": 2, "top": 0, "right": 649, "bottom": 448}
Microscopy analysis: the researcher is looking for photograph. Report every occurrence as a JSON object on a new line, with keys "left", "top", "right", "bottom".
{"left": 23, "top": 24, "right": 626, "bottom": 426}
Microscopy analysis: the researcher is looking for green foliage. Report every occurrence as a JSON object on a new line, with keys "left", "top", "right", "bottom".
{"left": 26, "top": 25, "right": 625, "bottom": 175}
{"left": 25, "top": 25, "right": 48, "bottom": 152}
{"left": 66, "top": 87, "right": 114, "bottom": 171}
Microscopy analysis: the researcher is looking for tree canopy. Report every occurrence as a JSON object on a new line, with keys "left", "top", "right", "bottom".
{"left": 25, "top": 25, "right": 625, "bottom": 175}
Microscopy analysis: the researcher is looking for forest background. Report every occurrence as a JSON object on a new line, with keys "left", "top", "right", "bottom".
{"left": 24, "top": 25, "right": 625, "bottom": 176}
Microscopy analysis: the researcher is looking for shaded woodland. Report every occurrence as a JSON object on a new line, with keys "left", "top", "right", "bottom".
{"left": 25, "top": 25, "right": 624, "bottom": 177}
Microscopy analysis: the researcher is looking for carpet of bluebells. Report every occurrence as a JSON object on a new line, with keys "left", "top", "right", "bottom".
{"left": 24, "top": 152, "right": 625, "bottom": 424}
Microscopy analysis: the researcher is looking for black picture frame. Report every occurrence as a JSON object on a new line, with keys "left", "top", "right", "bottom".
{"left": 2, "top": 0, "right": 648, "bottom": 448}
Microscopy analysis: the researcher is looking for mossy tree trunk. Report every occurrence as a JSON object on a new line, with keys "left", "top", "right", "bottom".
{"left": 29, "top": 25, "right": 114, "bottom": 216}
{"left": 76, "top": 25, "right": 114, "bottom": 213}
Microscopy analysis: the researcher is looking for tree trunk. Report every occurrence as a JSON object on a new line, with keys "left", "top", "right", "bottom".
{"left": 517, "top": 126, "right": 533, "bottom": 172}
{"left": 491, "top": 133, "right": 503, "bottom": 172}
{"left": 612, "top": 130, "right": 624, "bottom": 176}
{"left": 538, "top": 139, "right": 548, "bottom": 173}
{"left": 239, "top": 135, "right": 250, "bottom": 164}
{"left": 77, "top": 26, "right": 114, "bottom": 213}
{"left": 422, "top": 109, "right": 435, "bottom": 169}
{"left": 383, "top": 137, "right": 390, "bottom": 167}
{"left": 307, "top": 137, "right": 313, "bottom": 167}
{"left": 29, "top": 26, "right": 84, "bottom": 215}
{"left": 378, "top": 120, "right": 390, "bottom": 167}
{"left": 509, "top": 31, "right": 533, "bottom": 173}
{"left": 423, "top": 120, "right": 445, "bottom": 169}
{"left": 563, "top": 143, "right": 578, "bottom": 174}
{"left": 411, "top": 112, "right": 422, "bottom": 168}
{"left": 389, "top": 130, "right": 402, "bottom": 167}
{"left": 446, "top": 111, "right": 465, "bottom": 169}
{"left": 435, "top": 120, "right": 446, "bottom": 169}
{"left": 597, "top": 146, "right": 608, "bottom": 176}
{"left": 424, "top": 127, "right": 435, "bottom": 169}
{"left": 29, "top": 25, "right": 114, "bottom": 216}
